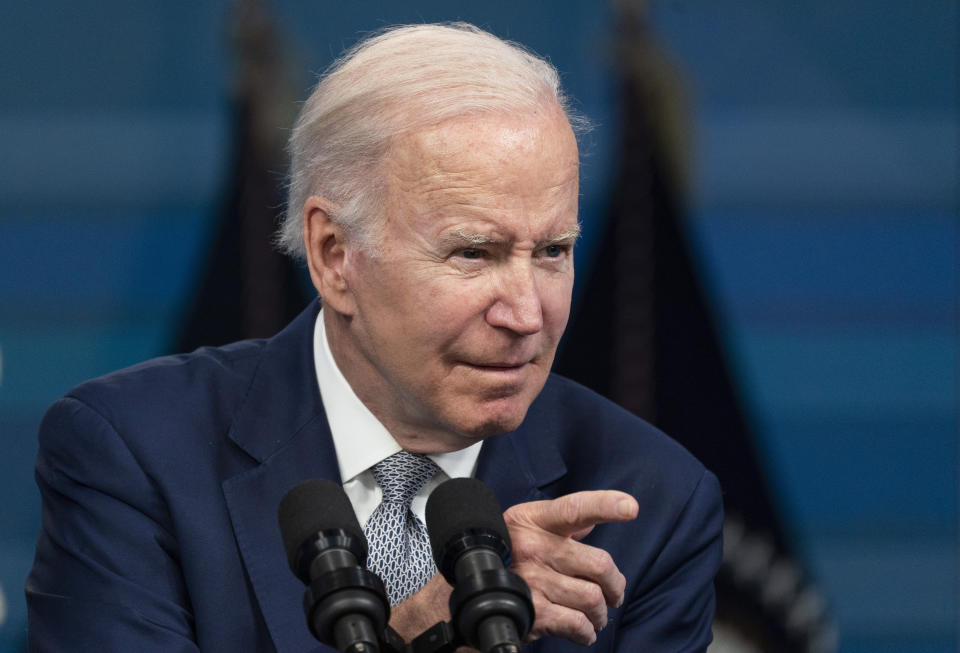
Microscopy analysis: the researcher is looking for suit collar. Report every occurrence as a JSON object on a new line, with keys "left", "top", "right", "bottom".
{"left": 227, "top": 299, "right": 325, "bottom": 464}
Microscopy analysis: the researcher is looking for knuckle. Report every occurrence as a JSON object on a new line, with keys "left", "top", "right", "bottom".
{"left": 510, "top": 536, "right": 533, "bottom": 558}
{"left": 510, "top": 533, "right": 545, "bottom": 563}
{"left": 513, "top": 564, "right": 545, "bottom": 591}
{"left": 583, "top": 582, "right": 605, "bottom": 608}
{"left": 585, "top": 547, "right": 616, "bottom": 576}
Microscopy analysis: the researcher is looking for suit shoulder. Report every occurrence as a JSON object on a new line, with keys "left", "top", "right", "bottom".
{"left": 56, "top": 340, "right": 266, "bottom": 439}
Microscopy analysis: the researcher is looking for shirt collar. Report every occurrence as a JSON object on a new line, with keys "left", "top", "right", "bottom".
{"left": 313, "top": 309, "right": 481, "bottom": 483}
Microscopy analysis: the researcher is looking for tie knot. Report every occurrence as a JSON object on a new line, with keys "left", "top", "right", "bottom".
{"left": 372, "top": 451, "right": 439, "bottom": 506}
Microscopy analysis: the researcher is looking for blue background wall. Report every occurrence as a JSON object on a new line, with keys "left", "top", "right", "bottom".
{"left": 651, "top": 4, "right": 957, "bottom": 650}
{"left": 0, "top": 2, "right": 956, "bottom": 651}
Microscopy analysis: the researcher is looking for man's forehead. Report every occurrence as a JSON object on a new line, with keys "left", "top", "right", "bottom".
{"left": 374, "top": 106, "right": 580, "bottom": 246}
{"left": 414, "top": 117, "right": 551, "bottom": 159}
{"left": 386, "top": 107, "right": 578, "bottom": 172}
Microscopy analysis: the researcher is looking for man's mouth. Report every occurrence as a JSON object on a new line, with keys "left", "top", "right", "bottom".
{"left": 462, "top": 359, "right": 532, "bottom": 371}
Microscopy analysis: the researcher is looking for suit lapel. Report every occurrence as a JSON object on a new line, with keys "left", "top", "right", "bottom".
{"left": 221, "top": 302, "right": 340, "bottom": 652}
{"left": 476, "top": 411, "right": 568, "bottom": 509}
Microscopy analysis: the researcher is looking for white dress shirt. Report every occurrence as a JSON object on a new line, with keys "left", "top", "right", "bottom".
{"left": 313, "top": 309, "right": 482, "bottom": 527}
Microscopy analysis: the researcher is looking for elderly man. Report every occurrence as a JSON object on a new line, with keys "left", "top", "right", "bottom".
{"left": 27, "top": 23, "right": 722, "bottom": 652}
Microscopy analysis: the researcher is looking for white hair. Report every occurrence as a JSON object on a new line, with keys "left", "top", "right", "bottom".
{"left": 277, "top": 22, "right": 587, "bottom": 258}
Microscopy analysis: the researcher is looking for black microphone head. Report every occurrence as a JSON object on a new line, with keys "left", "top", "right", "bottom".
{"left": 426, "top": 478, "right": 512, "bottom": 581}
{"left": 277, "top": 479, "right": 366, "bottom": 579}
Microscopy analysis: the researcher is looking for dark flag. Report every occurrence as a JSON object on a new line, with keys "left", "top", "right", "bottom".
{"left": 554, "top": 4, "right": 835, "bottom": 651}
{"left": 174, "top": 0, "right": 308, "bottom": 353}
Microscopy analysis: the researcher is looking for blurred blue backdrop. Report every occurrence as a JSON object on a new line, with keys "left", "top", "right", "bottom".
{"left": 0, "top": 2, "right": 956, "bottom": 651}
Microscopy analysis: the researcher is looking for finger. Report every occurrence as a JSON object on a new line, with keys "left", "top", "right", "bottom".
{"left": 513, "top": 561, "right": 609, "bottom": 631}
{"left": 511, "top": 527, "right": 626, "bottom": 607}
{"left": 525, "top": 588, "right": 599, "bottom": 647}
{"left": 552, "top": 540, "right": 626, "bottom": 607}
{"left": 507, "top": 490, "right": 638, "bottom": 538}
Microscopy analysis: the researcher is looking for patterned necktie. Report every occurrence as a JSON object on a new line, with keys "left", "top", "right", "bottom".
{"left": 365, "top": 451, "right": 440, "bottom": 605}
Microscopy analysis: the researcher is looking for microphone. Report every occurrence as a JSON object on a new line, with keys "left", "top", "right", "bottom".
{"left": 426, "top": 478, "right": 534, "bottom": 653}
{"left": 278, "top": 479, "right": 391, "bottom": 653}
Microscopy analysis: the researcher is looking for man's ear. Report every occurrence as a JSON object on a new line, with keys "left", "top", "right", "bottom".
{"left": 303, "top": 196, "right": 356, "bottom": 316}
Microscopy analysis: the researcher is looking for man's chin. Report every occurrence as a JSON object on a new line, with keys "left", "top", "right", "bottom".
{"left": 424, "top": 378, "right": 546, "bottom": 447}
{"left": 455, "top": 398, "right": 532, "bottom": 439}
{"left": 464, "top": 417, "right": 523, "bottom": 441}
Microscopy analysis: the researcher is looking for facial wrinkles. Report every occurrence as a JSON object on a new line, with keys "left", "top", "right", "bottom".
{"left": 339, "top": 111, "right": 578, "bottom": 440}
{"left": 385, "top": 175, "right": 580, "bottom": 270}
{"left": 377, "top": 119, "right": 579, "bottom": 340}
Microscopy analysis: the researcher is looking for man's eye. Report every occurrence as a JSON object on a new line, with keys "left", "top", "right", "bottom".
{"left": 460, "top": 248, "right": 485, "bottom": 259}
{"left": 543, "top": 244, "right": 566, "bottom": 258}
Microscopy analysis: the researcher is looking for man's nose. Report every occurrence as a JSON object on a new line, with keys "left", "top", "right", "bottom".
{"left": 485, "top": 262, "right": 544, "bottom": 336}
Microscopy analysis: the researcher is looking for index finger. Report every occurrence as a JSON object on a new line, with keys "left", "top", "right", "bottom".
{"left": 512, "top": 490, "right": 639, "bottom": 538}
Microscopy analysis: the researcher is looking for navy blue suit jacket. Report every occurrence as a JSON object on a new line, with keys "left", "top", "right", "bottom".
{"left": 27, "top": 302, "right": 722, "bottom": 652}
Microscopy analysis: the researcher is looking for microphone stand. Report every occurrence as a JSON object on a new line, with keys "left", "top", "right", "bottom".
{"left": 380, "top": 618, "right": 522, "bottom": 653}
{"left": 376, "top": 563, "right": 532, "bottom": 653}
{"left": 385, "top": 621, "right": 459, "bottom": 653}
{"left": 295, "top": 540, "right": 530, "bottom": 653}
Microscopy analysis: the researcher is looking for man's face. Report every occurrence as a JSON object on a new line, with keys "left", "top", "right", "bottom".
{"left": 333, "top": 106, "right": 579, "bottom": 452}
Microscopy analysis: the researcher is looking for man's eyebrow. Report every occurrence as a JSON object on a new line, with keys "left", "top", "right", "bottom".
{"left": 542, "top": 224, "right": 582, "bottom": 244}
{"left": 433, "top": 230, "right": 498, "bottom": 251}
{"left": 445, "top": 229, "right": 498, "bottom": 245}
{"left": 437, "top": 224, "right": 581, "bottom": 248}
